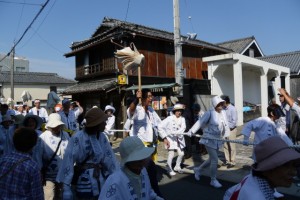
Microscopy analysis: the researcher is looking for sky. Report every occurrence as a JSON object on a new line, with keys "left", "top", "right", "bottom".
{"left": 0, "top": 0, "right": 299, "bottom": 80}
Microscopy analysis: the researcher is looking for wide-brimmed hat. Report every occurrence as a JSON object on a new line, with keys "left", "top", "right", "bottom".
{"left": 211, "top": 96, "right": 225, "bottom": 108}
{"left": 23, "top": 114, "right": 43, "bottom": 129}
{"left": 120, "top": 136, "right": 155, "bottom": 166}
{"left": 12, "top": 114, "right": 25, "bottom": 125}
{"left": 45, "top": 113, "right": 65, "bottom": 129}
{"left": 85, "top": 107, "right": 108, "bottom": 127}
{"left": 252, "top": 136, "right": 300, "bottom": 171}
{"left": 172, "top": 103, "right": 185, "bottom": 112}
{"left": 104, "top": 105, "right": 115, "bottom": 114}
{"left": 170, "top": 96, "right": 179, "bottom": 105}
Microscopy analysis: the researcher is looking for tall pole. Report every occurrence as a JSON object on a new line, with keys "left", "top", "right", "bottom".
{"left": 10, "top": 47, "right": 15, "bottom": 100}
{"left": 173, "top": 0, "right": 184, "bottom": 96}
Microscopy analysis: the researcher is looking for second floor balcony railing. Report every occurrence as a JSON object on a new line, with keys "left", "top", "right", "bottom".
{"left": 76, "top": 57, "right": 116, "bottom": 79}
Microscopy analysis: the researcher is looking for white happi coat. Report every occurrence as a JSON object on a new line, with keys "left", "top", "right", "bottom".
{"left": 190, "top": 108, "right": 230, "bottom": 150}
{"left": 128, "top": 105, "right": 167, "bottom": 143}
{"left": 99, "top": 168, "right": 163, "bottom": 200}
{"left": 58, "top": 110, "right": 77, "bottom": 133}
{"left": 158, "top": 115, "right": 186, "bottom": 149}
{"left": 0, "top": 125, "right": 15, "bottom": 157}
{"left": 36, "top": 130, "right": 70, "bottom": 181}
{"left": 223, "top": 174, "right": 271, "bottom": 200}
{"left": 105, "top": 115, "right": 115, "bottom": 136}
{"left": 29, "top": 107, "right": 49, "bottom": 122}
{"left": 56, "top": 129, "right": 120, "bottom": 196}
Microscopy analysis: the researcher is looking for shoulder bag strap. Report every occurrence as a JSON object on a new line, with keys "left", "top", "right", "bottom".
{"left": 43, "top": 134, "right": 63, "bottom": 169}
{"left": 0, "top": 157, "right": 30, "bottom": 180}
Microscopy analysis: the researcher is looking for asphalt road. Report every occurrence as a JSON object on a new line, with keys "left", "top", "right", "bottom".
{"left": 156, "top": 167, "right": 300, "bottom": 200}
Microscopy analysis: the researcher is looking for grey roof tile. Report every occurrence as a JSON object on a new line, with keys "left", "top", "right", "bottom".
{"left": 258, "top": 51, "right": 300, "bottom": 75}
{"left": 63, "top": 78, "right": 117, "bottom": 94}
{"left": 0, "top": 72, "right": 75, "bottom": 84}
{"left": 66, "top": 17, "right": 232, "bottom": 56}
{"left": 216, "top": 36, "right": 255, "bottom": 53}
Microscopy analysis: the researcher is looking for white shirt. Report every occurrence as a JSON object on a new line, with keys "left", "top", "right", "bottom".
{"left": 105, "top": 115, "right": 115, "bottom": 136}
{"left": 29, "top": 107, "right": 49, "bottom": 122}
{"left": 128, "top": 105, "right": 167, "bottom": 143}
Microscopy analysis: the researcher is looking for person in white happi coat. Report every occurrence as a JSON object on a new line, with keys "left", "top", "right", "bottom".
{"left": 128, "top": 89, "right": 169, "bottom": 198}
{"left": 188, "top": 96, "right": 230, "bottom": 188}
{"left": 158, "top": 103, "right": 186, "bottom": 176}
{"left": 104, "top": 105, "right": 116, "bottom": 141}
{"left": 29, "top": 99, "right": 49, "bottom": 123}
{"left": 0, "top": 115, "right": 15, "bottom": 157}
{"left": 242, "top": 104, "right": 293, "bottom": 157}
{"left": 58, "top": 98, "right": 78, "bottom": 136}
{"left": 36, "top": 113, "right": 70, "bottom": 200}
{"left": 224, "top": 136, "right": 300, "bottom": 200}
{"left": 56, "top": 107, "right": 120, "bottom": 200}
{"left": 99, "top": 136, "right": 163, "bottom": 200}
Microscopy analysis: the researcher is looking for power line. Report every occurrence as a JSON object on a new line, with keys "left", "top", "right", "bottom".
{"left": 14, "top": 0, "right": 26, "bottom": 40}
{"left": 124, "top": 0, "right": 131, "bottom": 21}
{"left": 18, "top": 0, "right": 57, "bottom": 51}
{"left": 0, "top": 0, "right": 42, "bottom": 6}
{"left": 0, "top": 0, "right": 51, "bottom": 63}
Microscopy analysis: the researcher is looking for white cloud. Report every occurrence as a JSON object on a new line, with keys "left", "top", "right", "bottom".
{"left": 28, "top": 57, "right": 75, "bottom": 80}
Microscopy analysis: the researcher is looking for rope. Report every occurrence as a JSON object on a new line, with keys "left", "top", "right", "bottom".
{"left": 109, "top": 129, "right": 300, "bottom": 149}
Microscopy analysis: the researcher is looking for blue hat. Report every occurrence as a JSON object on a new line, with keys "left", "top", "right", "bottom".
{"left": 62, "top": 98, "right": 70, "bottom": 105}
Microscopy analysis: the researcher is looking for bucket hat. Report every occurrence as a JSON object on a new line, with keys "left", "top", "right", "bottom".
{"left": 85, "top": 107, "right": 108, "bottom": 127}
{"left": 45, "top": 113, "right": 65, "bottom": 129}
{"left": 120, "top": 136, "right": 155, "bottom": 166}
{"left": 104, "top": 105, "right": 116, "bottom": 114}
{"left": 253, "top": 136, "right": 300, "bottom": 171}
{"left": 211, "top": 96, "right": 225, "bottom": 108}
{"left": 23, "top": 114, "right": 43, "bottom": 129}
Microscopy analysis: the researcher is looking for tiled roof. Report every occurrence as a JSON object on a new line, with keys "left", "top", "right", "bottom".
{"left": 0, "top": 72, "right": 75, "bottom": 84}
{"left": 66, "top": 17, "right": 232, "bottom": 56}
{"left": 63, "top": 78, "right": 117, "bottom": 94}
{"left": 258, "top": 51, "right": 300, "bottom": 75}
{"left": 216, "top": 36, "right": 255, "bottom": 54}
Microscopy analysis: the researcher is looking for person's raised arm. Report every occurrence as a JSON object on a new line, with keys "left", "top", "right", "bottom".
{"left": 129, "top": 90, "right": 141, "bottom": 115}
{"left": 278, "top": 88, "right": 294, "bottom": 107}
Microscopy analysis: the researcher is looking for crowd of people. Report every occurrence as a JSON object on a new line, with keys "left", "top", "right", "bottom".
{"left": 0, "top": 88, "right": 300, "bottom": 200}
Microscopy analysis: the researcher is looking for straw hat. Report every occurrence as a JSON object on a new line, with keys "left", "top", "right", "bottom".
{"left": 120, "top": 136, "right": 154, "bottom": 166}
{"left": 252, "top": 136, "right": 300, "bottom": 171}
{"left": 85, "top": 108, "right": 108, "bottom": 127}
{"left": 45, "top": 113, "right": 65, "bottom": 129}
{"left": 172, "top": 104, "right": 185, "bottom": 113}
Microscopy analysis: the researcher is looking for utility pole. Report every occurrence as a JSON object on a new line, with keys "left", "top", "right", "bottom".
{"left": 10, "top": 46, "right": 15, "bottom": 100}
{"left": 173, "top": 0, "right": 184, "bottom": 96}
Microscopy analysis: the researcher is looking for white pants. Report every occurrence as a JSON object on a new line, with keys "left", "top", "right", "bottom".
{"left": 167, "top": 148, "right": 184, "bottom": 171}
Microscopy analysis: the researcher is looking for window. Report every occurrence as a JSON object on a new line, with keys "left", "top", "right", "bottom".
{"left": 16, "top": 67, "right": 25, "bottom": 72}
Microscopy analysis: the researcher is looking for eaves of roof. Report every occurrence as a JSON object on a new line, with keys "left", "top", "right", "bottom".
{"left": 65, "top": 17, "right": 232, "bottom": 57}
{"left": 63, "top": 78, "right": 117, "bottom": 94}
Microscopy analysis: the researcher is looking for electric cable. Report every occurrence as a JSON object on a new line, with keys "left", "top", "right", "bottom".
{"left": 0, "top": 0, "right": 51, "bottom": 63}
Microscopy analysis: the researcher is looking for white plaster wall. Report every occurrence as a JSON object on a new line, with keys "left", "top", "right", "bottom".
{"left": 242, "top": 70, "right": 261, "bottom": 105}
